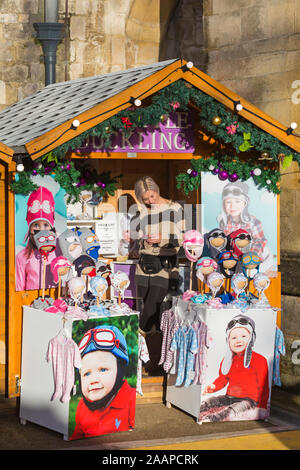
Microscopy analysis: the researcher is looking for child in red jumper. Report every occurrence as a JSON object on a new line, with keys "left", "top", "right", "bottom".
{"left": 70, "top": 325, "right": 136, "bottom": 440}
{"left": 199, "top": 314, "right": 269, "bottom": 422}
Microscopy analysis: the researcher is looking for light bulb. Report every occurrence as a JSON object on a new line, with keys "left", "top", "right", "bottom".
{"left": 290, "top": 122, "right": 297, "bottom": 130}
{"left": 186, "top": 61, "right": 193, "bottom": 69}
{"left": 236, "top": 103, "right": 243, "bottom": 111}
{"left": 17, "top": 163, "right": 24, "bottom": 172}
{"left": 72, "top": 119, "right": 80, "bottom": 128}
{"left": 134, "top": 98, "right": 141, "bottom": 107}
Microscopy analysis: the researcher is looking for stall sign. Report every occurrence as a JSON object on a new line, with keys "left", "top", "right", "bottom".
{"left": 77, "top": 112, "right": 195, "bottom": 153}
{"left": 95, "top": 213, "right": 119, "bottom": 256}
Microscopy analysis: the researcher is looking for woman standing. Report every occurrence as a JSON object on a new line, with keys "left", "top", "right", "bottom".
{"left": 132, "top": 176, "right": 184, "bottom": 336}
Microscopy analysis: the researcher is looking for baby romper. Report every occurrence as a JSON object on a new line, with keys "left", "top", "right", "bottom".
{"left": 47, "top": 333, "right": 81, "bottom": 402}
{"left": 170, "top": 325, "right": 198, "bottom": 387}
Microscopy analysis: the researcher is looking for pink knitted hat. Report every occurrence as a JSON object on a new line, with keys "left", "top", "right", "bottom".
{"left": 183, "top": 230, "right": 204, "bottom": 262}
{"left": 51, "top": 256, "right": 72, "bottom": 283}
{"left": 26, "top": 186, "right": 55, "bottom": 231}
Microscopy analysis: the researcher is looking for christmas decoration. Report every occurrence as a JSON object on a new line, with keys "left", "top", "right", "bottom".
{"left": 9, "top": 79, "right": 300, "bottom": 199}
{"left": 212, "top": 116, "right": 222, "bottom": 126}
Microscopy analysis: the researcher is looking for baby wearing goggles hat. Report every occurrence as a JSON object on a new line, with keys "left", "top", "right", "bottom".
{"left": 70, "top": 325, "right": 136, "bottom": 439}
{"left": 199, "top": 314, "right": 269, "bottom": 423}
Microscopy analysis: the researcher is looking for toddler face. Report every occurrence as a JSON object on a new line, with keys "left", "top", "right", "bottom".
{"left": 80, "top": 350, "right": 117, "bottom": 402}
{"left": 229, "top": 327, "right": 251, "bottom": 354}
{"left": 30, "top": 220, "right": 51, "bottom": 234}
{"left": 224, "top": 198, "right": 246, "bottom": 219}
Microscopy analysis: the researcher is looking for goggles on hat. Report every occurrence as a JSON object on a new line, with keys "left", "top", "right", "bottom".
{"left": 223, "top": 188, "right": 246, "bottom": 198}
{"left": 78, "top": 328, "right": 127, "bottom": 357}
{"left": 85, "top": 235, "right": 98, "bottom": 244}
{"left": 236, "top": 233, "right": 251, "bottom": 241}
{"left": 184, "top": 237, "right": 202, "bottom": 245}
{"left": 227, "top": 317, "right": 254, "bottom": 331}
{"left": 218, "top": 251, "right": 238, "bottom": 263}
{"left": 37, "top": 234, "right": 56, "bottom": 243}
{"left": 197, "top": 258, "right": 217, "bottom": 269}
{"left": 209, "top": 231, "right": 226, "bottom": 239}
{"left": 242, "top": 254, "right": 261, "bottom": 265}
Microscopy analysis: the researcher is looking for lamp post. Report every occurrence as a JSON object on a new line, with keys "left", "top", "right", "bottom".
{"left": 34, "top": 0, "right": 64, "bottom": 86}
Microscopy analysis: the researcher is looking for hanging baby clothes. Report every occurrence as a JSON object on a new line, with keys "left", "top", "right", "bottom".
{"left": 272, "top": 326, "right": 285, "bottom": 387}
{"left": 47, "top": 332, "right": 81, "bottom": 402}
{"left": 136, "top": 333, "right": 150, "bottom": 396}
{"left": 170, "top": 325, "right": 198, "bottom": 387}
{"left": 192, "top": 321, "right": 212, "bottom": 385}
{"left": 159, "top": 308, "right": 180, "bottom": 373}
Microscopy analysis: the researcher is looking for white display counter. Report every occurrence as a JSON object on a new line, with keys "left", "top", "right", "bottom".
{"left": 166, "top": 299, "right": 277, "bottom": 424}
{"left": 19, "top": 306, "right": 139, "bottom": 440}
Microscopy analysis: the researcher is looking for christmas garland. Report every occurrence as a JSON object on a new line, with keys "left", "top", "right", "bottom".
{"left": 11, "top": 158, "right": 121, "bottom": 204}
{"left": 10, "top": 79, "right": 300, "bottom": 199}
{"left": 176, "top": 153, "right": 281, "bottom": 195}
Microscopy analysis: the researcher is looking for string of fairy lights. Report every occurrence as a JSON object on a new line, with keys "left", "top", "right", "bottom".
{"left": 10, "top": 60, "right": 300, "bottom": 192}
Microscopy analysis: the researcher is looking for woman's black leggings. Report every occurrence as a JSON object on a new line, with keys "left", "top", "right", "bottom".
{"left": 135, "top": 275, "right": 169, "bottom": 333}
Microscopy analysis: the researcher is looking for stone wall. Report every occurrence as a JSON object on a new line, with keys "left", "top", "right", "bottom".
{"left": 202, "top": 0, "right": 300, "bottom": 389}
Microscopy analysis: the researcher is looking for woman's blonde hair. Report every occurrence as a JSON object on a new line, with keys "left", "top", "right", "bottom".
{"left": 134, "top": 176, "right": 160, "bottom": 203}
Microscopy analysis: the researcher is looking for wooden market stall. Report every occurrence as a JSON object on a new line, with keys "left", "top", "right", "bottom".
{"left": 0, "top": 142, "right": 14, "bottom": 394}
{"left": 0, "top": 58, "right": 300, "bottom": 399}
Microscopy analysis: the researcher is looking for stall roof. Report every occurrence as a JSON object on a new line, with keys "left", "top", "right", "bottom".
{"left": 0, "top": 58, "right": 299, "bottom": 159}
{"left": 0, "top": 59, "right": 177, "bottom": 149}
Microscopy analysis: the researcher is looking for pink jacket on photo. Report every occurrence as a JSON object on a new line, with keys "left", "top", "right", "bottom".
{"left": 15, "top": 247, "right": 57, "bottom": 291}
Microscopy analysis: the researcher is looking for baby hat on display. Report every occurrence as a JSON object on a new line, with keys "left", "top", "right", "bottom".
{"left": 195, "top": 257, "right": 217, "bottom": 282}
{"left": 57, "top": 228, "right": 83, "bottom": 262}
{"left": 253, "top": 273, "right": 270, "bottom": 293}
{"left": 76, "top": 227, "right": 100, "bottom": 261}
{"left": 217, "top": 250, "right": 239, "bottom": 278}
{"left": 33, "top": 228, "right": 57, "bottom": 257}
{"left": 89, "top": 275, "right": 108, "bottom": 297}
{"left": 221, "top": 314, "right": 256, "bottom": 375}
{"left": 206, "top": 271, "right": 225, "bottom": 297}
{"left": 231, "top": 273, "right": 248, "bottom": 297}
{"left": 241, "top": 251, "right": 262, "bottom": 278}
{"left": 50, "top": 256, "right": 72, "bottom": 283}
{"left": 68, "top": 276, "right": 86, "bottom": 302}
{"left": 183, "top": 230, "right": 204, "bottom": 262}
{"left": 228, "top": 229, "right": 252, "bottom": 258}
{"left": 73, "top": 254, "right": 96, "bottom": 277}
{"left": 202, "top": 228, "right": 228, "bottom": 259}
{"left": 78, "top": 324, "right": 129, "bottom": 364}
{"left": 25, "top": 186, "right": 55, "bottom": 241}
{"left": 111, "top": 271, "right": 130, "bottom": 297}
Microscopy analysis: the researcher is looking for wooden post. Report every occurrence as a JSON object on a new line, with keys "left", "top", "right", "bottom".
{"left": 42, "top": 256, "right": 47, "bottom": 300}
{"left": 58, "top": 275, "right": 61, "bottom": 299}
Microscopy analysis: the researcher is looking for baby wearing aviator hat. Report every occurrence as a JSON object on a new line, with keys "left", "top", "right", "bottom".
{"left": 200, "top": 314, "right": 269, "bottom": 422}
{"left": 70, "top": 325, "right": 136, "bottom": 439}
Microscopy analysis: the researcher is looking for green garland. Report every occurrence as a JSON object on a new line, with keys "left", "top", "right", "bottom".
{"left": 10, "top": 79, "right": 300, "bottom": 199}
{"left": 10, "top": 159, "right": 121, "bottom": 204}
{"left": 176, "top": 153, "right": 281, "bottom": 195}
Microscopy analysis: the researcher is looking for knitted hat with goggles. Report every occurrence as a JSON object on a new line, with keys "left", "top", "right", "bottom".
{"left": 78, "top": 325, "right": 129, "bottom": 365}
